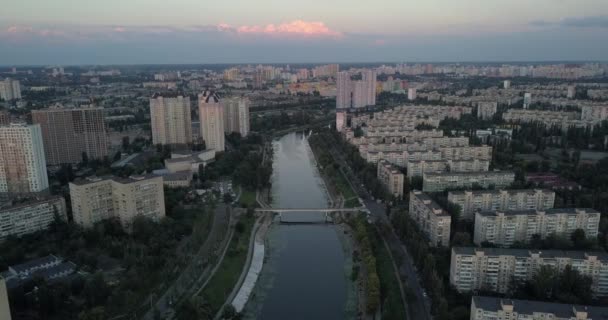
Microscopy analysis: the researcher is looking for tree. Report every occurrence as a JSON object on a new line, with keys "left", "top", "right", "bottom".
{"left": 223, "top": 192, "right": 233, "bottom": 204}
{"left": 81, "top": 152, "right": 89, "bottom": 165}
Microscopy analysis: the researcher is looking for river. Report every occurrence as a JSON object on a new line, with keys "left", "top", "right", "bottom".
{"left": 242, "top": 132, "right": 356, "bottom": 319}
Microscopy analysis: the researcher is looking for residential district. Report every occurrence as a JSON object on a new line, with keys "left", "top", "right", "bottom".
{"left": 1, "top": 62, "right": 608, "bottom": 320}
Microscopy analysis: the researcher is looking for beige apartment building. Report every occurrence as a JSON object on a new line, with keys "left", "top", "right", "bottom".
{"left": 407, "top": 159, "right": 490, "bottom": 178}
{"left": 198, "top": 90, "right": 225, "bottom": 151}
{"left": 149, "top": 93, "right": 192, "bottom": 146}
{"left": 409, "top": 190, "right": 451, "bottom": 247}
{"left": 377, "top": 160, "right": 404, "bottom": 199}
{"left": 422, "top": 171, "right": 515, "bottom": 192}
{"left": 32, "top": 107, "right": 108, "bottom": 165}
{"left": 69, "top": 175, "right": 165, "bottom": 230}
{"left": 470, "top": 296, "right": 608, "bottom": 320}
{"left": 448, "top": 189, "right": 555, "bottom": 220}
{"left": 450, "top": 247, "right": 608, "bottom": 296}
{"left": 474, "top": 208, "right": 600, "bottom": 246}
{"left": 0, "top": 196, "right": 66, "bottom": 241}
{"left": 0, "top": 124, "right": 49, "bottom": 195}
{"left": 476, "top": 101, "right": 498, "bottom": 120}
{"left": 223, "top": 96, "right": 250, "bottom": 137}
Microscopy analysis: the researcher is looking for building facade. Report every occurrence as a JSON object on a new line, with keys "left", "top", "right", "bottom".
{"left": 198, "top": 90, "right": 225, "bottom": 151}
{"left": 407, "top": 159, "right": 490, "bottom": 178}
{"left": 470, "top": 296, "right": 608, "bottom": 320}
{"left": 32, "top": 107, "right": 108, "bottom": 165}
{"left": 377, "top": 160, "right": 404, "bottom": 199}
{"left": 409, "top": 190, "right": 451, "bottom": 247}
{"left": 69, "top": 175, "right": 165, "bottom": 230}
{"left": 0, "top": 196, "right": 67, "bottom": 241}
{"left": 477, "top": 101, "right": 498, "bottom": 120}
{"left": 473, "top": 208, "right": 600, "bottom": 246}
{"left": 448, "top": 189, "right": 555, "bottom": 220}
{"left": 450, "top": 247, "right": 608, "bottom": 296}
{"left": 0, "top": 78, "right": 21, "bottom": 101}
{"left": 223, "top": 96, "right": 250, "bottom": 137}
{"left": 422, "top": 171, "right": 515, "bottom": 192}
{"left": 0, "top": 124, "right": 49, "bottom": 195}
{"left": 149, "top": 93, "right": 192, "bottom": 146}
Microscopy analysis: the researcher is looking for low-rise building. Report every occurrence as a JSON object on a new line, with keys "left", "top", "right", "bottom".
{"left": 423, "top": 171, "right": 515, "bottom": 192}
{"left": 377, "top": 160, "right": 404, "bottom": 199}
{"left": 474, "top": 208, "right": 600, "bottom": 246}
{"left": 450, "top": 247, "right": 608, "bottom": 296}
{"left": 470, "top": 296, "right": 608, "bottom": 320}
{"left": 69, "top": 175, "right": 165, "bottom": 230}
{"left": 448, "top": 189, "right": 555, "bottom": 220}
{"left": 1, "top": 255, "right": 77, "bottom": 289}
{"left": 165, "top": 149, "right": 216, "bottom": 173}
{"left": 408, "top": 190, "right": 451, "bottom": 247}
{"left": 0, "top": 196, "right": 67, "bottom": 241}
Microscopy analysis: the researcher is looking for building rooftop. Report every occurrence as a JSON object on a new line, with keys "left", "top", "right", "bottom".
{"left": 9, "top": 255, "right": 61, "bottom": 275}
{"left": 448, "top": 188, "right": 553, "bottom": 196}
{"left": 411, "top": 190, "right": 450, "bottom": 217}
{"left": 477, "top": 207, "right": 599, "bottom": 217}
{"left": 424, "top": 171, "right": 514, "bottom": 177}
{"left": 70, "top": 174, "right": 161, "bottom": 186}
{"left": 0, "top": 195, "right": 64, "bottom": 210}
{"left": 472, "top": 296, "right": 608, "bottom": 319}
{"left": 453, "top": 247, "right": 608, "bottom": 261}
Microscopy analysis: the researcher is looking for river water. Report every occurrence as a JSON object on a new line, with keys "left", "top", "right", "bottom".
{"left": 242, "top": 132, "right": 356, "bottom": 320}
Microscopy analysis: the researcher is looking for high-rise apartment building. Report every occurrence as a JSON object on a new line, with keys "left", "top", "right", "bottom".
{"left": 448, "top": 189, "right": 555, "bottom": 220}
{"left": 503, "top": 80, "right": 511, "bottom": 89}
{"left": 450, "top": 247, "right": 608, "bottom": 296}
{"left": 470, "top": 296, "right": 608, "bottom": 320}
{"left": 149, "top": 93, "right": 192, "bottom": 146}
{"left": 422, "top": 171, "right": 515, "bottom": 192}
{"left": 198, "top": 90, "right": 225, "bottom": 151}
{"left": 69, "top": 175, "right": 165, "bottom": 230}
{"left": 0, "top": 110, "right": 9, "bottom": 125}
{"left": 409, "top": 190, "right": 451, "bottom": 247}
{"left": 0, "top": 124, "right": 49, "bottom": 195}
{"left": 377, "top": 160, "right": 404, "bottom": 199}
{"left": 474, "top": 208, "right": 600, "bottom": 246}
{"left": 523, "top": 92, "right": 532, "bottom": 109}
{"left": 32, "top": 107, "right": 108, "bottom": 165}
{"left": 477, "top": 102, "right": 498, "bottom": 120}
{"left": 408, "top": 88, "right": 417, "bottom": 101}
{"left": 0, "top": 78, "right": 21, "bottom": 101}
{"left": 336, "top": 71, "right": 352, "bottom": 109}
{"left": 223, "top": 96, "right": 250, "bottom": 137}
{"left": 0, "top": 196, "right": 67, "bottom": 241}
{"left": 336, "top": 70, "right": 377, "bottom": 109}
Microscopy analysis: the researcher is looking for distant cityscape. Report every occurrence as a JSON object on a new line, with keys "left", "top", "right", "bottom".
{"left": 1, "top": 60, "right": 608, "bottom": 320}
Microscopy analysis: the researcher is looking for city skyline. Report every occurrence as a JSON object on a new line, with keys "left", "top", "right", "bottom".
{"left": 1, "top": 0, "right": 608, "bottom": 64}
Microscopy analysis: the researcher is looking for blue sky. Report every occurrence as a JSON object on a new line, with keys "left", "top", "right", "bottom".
{"left": 1, "top": 0, "right": 608, "bottom": 64}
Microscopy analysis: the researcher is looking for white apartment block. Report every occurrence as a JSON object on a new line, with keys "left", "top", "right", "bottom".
{"left": 0, "top": 196, "right": 67, "bottom": 241}
{"left": 439, "top": 146, "right": 492, "bottom": 161}
{"left": 336, "top": 111, "right": 346, "bottom": 132}
{"left": 448, "top": 189, "right": 555, "bottom": 220}
{"left": 365, "top": 145, "right": 491, "bottom": 167}
{"left": 581, "top": 105, "right": 608, "bottom": 121}
{"left": 358, "top": 128, "right": 444, "bottom": 140}
{"left": 69, "top": 175, "right": 165, "bottom": 230}
{"left": 198, "top": 90, "right": 225, "bottom": 151}
{"left": 0, "top": 78, "right": 21, "bottom": 101}
{"left": 450, "top": 247, "right": 608, "bottom": 296}
{"left": 223, "top": 96, "right": 250, "bottom": 137}
{"left": 470, "top": 296, "right": 608, "bottom": 320}
{"left": 477, "top": 102, "right": 498, "bottom": 120}
{"left": 366, "top": 150, "right": 442, "bottom": 167}
{"left": 377, "top": 160, "right": 404, "bottom": 199}
{"left": 409, "top": 190, "right": 451, "bottom": 247}
{"left": 474, "top": 208, "right": 600, "bottom": 246}
{"left": 422, "top": 171, "right": 515, "bottom": 192}
{"left": 150, "top": 93, "right": 192, "bottom": 146}
{"left": 408, "top": 88, "right": 417, "bottom": 100}
{"left": 0, "top": 124, "right": 49, "bottom": 194}
{"left": 407, "top": 159, "right": 490, "bottom": 178}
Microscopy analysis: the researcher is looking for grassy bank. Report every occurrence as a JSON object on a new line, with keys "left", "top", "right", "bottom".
{"left": 197, "top": 215, "right": 255, "bottom": 316}
{"left": 370, "top": 226, "right": 408, "bottom": 320}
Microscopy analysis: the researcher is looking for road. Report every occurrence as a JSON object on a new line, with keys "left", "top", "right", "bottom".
{"left": 141, "top": 204, "right": 230, "bottom": 320}
{"left": 323, "top": 132, "right": 433, "bottom": 320}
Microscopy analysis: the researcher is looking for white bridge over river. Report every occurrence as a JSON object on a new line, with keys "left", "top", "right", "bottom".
{"left": 254, "top": 207, "right": 369, "bottom": 224}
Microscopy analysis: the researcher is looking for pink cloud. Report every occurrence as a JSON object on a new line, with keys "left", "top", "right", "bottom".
{"left": 113, "top": 27, "right": 126, "bottom": 33}
{"left": 373, "top": 39, "right": 387, "bottom": 46}
{"left": 232, "top": 20, "right": 341, "bottom": 37}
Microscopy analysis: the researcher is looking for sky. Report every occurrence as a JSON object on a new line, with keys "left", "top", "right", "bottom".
{"left": 1, "top": 0, "right": 608, "bottom": 65}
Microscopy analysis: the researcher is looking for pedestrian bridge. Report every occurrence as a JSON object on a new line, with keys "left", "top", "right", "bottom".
{"left": 254, "top": 208, "right": 369, "bottom": 223}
